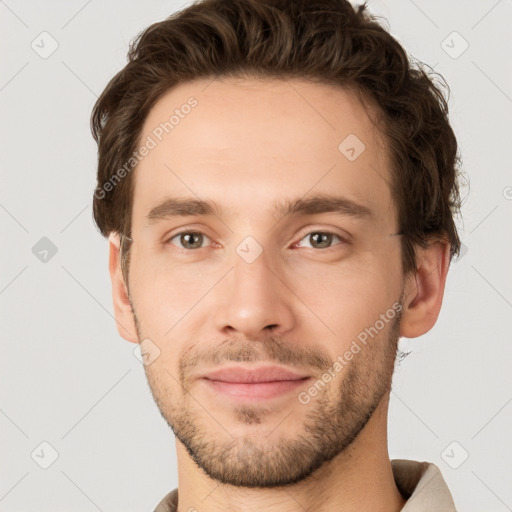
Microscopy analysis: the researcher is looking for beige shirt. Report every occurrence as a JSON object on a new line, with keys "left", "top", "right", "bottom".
{"left": 153, "top": 459, "right": 457, "bottom": 512}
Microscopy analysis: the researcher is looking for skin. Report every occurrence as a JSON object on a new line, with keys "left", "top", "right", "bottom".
{"left": 108, "top": 77, "right": 450, "bottom": 512}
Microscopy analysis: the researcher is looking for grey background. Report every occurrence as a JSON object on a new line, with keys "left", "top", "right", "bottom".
{"left": 1, "top": 0, "right": 511, "bottom": 510}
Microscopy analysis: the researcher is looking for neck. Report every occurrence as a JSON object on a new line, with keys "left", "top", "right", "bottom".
{"left": 174, "top": 396, "right": 406, "bottom": 512}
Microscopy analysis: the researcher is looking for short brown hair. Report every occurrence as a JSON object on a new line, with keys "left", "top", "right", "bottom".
{"left": 91, "top": 0, "right": 463, "bottom": 278}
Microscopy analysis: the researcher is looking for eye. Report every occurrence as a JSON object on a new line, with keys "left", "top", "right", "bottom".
{"left": 165, "top": 229, "right": 347, "bottom": 251}
{"left": 295, "top": 231, "right": 347, "bottom": 250}
{"left": 167, "top": 231, "right": 212, "bottom": 250}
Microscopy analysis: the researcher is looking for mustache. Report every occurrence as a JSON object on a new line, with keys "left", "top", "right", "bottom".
{"left": 179, "top": 335, "right": 333, "bottom": 378}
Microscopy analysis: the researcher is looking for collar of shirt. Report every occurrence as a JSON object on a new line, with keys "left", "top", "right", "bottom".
{"left": 153, "top": 459, "right": 457, "bottom": 512}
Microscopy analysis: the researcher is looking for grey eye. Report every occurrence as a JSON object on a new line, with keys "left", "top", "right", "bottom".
{"left": 297, "top": 231, "right": 343, "bottom": 249}
{"left": 169, "top": 232, "right": 209, "bottom": 249}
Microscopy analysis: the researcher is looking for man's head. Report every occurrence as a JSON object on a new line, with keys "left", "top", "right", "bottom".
{"left": 91, "top": 0, "right": 462, "bottom": 488}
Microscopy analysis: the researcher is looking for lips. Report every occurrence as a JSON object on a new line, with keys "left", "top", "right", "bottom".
{"left": 200, "top": 365, "right": 311, "bottom": 401}
{"left": 202, "top": 365, "right": 309, "bottom": 384}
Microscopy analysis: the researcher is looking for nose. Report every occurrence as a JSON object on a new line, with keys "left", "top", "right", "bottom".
{"left": 213, "top": 245, "right": 295, "bottom": 341}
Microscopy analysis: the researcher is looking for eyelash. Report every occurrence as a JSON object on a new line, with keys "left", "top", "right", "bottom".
{"left": 164, "top": 229, "right": 349, "bottom": 252}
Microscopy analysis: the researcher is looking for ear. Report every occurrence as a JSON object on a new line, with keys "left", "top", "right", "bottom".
{"left": 108, "top": 232, "right": 139, "bottom": 343}
{"left": 399, "top": 239, "right": 451, "bottom": 338}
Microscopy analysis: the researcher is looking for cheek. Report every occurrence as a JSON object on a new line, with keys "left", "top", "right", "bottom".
{"left": 289, "top": 253, "right": 401, "bottom": 338}
{"left": 129, "top": 245, "right": 213, "bottom": 318}
{"left": 129, "top": 238, "right": 403, "bottom": 342}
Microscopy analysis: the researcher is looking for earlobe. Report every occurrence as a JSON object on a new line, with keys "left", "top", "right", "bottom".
{"left": 399, "top": 240, "right": 451, "bottom": 339}
{"left": 108, "top": 232, "right": 139, "bottom": 343}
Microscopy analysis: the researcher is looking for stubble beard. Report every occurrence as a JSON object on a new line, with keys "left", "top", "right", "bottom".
{"left": 134, "top": 301, "right": 402, "bottom": 488}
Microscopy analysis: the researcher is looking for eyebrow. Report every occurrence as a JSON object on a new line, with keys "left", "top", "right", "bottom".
{"left": 145, "top": 193, "right": 374, "bottom": 225}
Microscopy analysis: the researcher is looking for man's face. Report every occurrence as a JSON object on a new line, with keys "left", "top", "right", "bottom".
{"left": 125, "top": 77, "right": 406, "bottom": 486}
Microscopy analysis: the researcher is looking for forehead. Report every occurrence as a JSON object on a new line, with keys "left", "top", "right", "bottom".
{"left": 132, "top": 77, "right": 395, "bottom": 230}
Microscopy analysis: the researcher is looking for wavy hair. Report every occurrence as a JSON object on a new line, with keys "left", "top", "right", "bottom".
{"left": 91, "top": 0, "right": 464, "bottom": 278}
